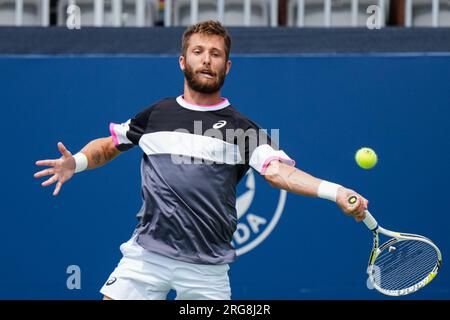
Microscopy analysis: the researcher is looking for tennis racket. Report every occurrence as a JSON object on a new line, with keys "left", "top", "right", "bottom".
{"left": 348, "top": 195, "right": 442, "bottom": 296}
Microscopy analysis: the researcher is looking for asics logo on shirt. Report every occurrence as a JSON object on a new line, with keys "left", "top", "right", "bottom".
{"left": 106, "top": 277, "right": 117, "bottom": 286}
{"left": 213, "top": 120, "right": 227, "bottom": 129}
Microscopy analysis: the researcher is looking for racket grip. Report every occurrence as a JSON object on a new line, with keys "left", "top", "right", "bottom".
{"left": 363, "top": 210, "right": 378, "bottom": 231}
{"left": 347, "top": 195, "right": 378, "bottom": 231}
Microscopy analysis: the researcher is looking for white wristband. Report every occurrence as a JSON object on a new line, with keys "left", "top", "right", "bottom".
{"left": 317, "top": 180, "right": 342, "bottom": 202}
{"left": 73, "top": 152, "right": 88, "bottom": 173}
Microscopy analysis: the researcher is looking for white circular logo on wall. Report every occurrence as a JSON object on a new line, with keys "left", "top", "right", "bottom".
{"left": 233, "top": 170, "right": 287, "bottom": 256}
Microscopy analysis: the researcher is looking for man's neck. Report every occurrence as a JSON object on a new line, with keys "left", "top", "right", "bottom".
{"left": 183, "top": 84, "right": 222, "bottom": 106}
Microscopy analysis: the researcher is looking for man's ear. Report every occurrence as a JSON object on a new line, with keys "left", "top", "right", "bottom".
{"left": 179, "top": 55, "right": 185, "bottom": 71}
{"left": 225, "top": 59, "right": 232, "bottom": 75}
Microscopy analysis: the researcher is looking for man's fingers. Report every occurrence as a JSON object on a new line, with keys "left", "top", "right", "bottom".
{"left": 57, "top": 142, "right": 71, "bottom": 157}
{"left": 346, "top": 195, "right": 367, "bottom": 217}
{"left": 344, "top": 193, "right": 369, "bottom": 222}
{"left": 42, "top": 175, "right": 58, "bottom": 187}
{"left": 35, "top": 159, "right": 57, "bottom": 167}
{"left": 354, "top": 211, "right": 366, "bottom": 222}
{"left": 353, "top": 198, "right": 368, "bottom": 222}
{"left": 34, "top": 168, "right": 54, "bottom": 178}
{"left": 347, "top": 195, "right": 360, "bottom": 211}
{"left": 358, "top": 198, "right": 365, "bottom": 212}
{"left": 53, "top": 181, "right": 63, "bottom": 196}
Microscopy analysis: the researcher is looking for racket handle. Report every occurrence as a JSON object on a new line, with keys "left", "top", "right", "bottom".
{"left": 362, "top": 210, "right": 378, "bottom": 231}
{"left": 347, "top": 196, "right": 378, "bottom": 231}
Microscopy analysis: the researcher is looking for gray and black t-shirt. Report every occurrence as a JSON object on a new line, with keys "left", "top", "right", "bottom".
{"left": 110, "top": 95, "right": 294, "bottom": 265}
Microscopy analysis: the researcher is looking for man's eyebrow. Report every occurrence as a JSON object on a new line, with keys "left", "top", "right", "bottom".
{"left": 191, "top": 45, "right": 224, "bottom": 52}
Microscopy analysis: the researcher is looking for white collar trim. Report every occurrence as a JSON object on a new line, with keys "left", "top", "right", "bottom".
{"left": 176, "top": 95, "right": 230, "bottom": 111}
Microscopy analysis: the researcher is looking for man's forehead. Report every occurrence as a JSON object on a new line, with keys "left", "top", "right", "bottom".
{"left": 188, "top": 33, "right": 226, "bottom": 51}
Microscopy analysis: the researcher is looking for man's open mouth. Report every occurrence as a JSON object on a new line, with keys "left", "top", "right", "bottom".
{"left": 198, "top": 70, "right": 215, "bottom": 79}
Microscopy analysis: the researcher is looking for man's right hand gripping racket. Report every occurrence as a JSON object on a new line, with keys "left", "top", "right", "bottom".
{"left": 348, "top": 196, "right": 442, "bottom": 296}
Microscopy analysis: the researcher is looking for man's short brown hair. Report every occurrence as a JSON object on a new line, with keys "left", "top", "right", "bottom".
{"left": 181, "top": 20, "right": 231, "bottom": 61}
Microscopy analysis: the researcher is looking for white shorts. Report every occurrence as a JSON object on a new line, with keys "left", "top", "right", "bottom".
{"left": 100, "top": 235, "right": 231, "bottom": 300}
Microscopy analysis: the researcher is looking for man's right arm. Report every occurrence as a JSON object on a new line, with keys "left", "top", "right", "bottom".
{"left": 79, "top": 136, "right": 121, "bottom": 170}
{"left": 34, "top": 136, "right": 122, "bottom": 196}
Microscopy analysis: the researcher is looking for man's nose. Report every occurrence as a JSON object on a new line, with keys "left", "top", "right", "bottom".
{"left": 203, "top": 53, "right": 211, "bottom": 65}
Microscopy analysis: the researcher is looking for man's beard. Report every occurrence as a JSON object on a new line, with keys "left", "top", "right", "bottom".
{"left": 184, "top": 62, "right": 227, "bottom": 94}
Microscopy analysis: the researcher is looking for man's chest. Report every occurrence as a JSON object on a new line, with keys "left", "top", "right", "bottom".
{"left": 146, "top": 107, "right": 243, "bottom": 140}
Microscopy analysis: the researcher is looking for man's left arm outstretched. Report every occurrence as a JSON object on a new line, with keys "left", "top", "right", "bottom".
{"left": 263, "top": 160, "right": 368, "bottom": 221}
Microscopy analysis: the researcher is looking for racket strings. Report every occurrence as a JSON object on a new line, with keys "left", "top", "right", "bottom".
{"left": 379, "top": 255, "right": 435, "bottom": 290}
{"left": 377, "top": 242, "right": 436, "bottom": 289}
{"left": 375, "top": 242, "right": 437, "bottom": 290}
{"left": 376, "top": 241, "right": 435, "bottom": 272}
{"left": 372, "top": 240, "right": 438, "bottom": 291}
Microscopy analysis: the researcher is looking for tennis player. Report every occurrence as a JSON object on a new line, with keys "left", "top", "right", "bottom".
{"left": 34, "top": 20, "right": 368, "bottom": 300}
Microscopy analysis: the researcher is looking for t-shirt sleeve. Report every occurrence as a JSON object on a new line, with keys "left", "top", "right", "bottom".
{"left": 241, "top": 119, "right": 295, "bottom": 175}
{"left": 109, "top": 106, "right": 153, "bottom": 152}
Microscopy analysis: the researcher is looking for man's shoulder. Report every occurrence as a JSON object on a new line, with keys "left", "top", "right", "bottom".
{"left": 136, "top": 97, "right": 177, "bottom": 114}
{"left": 150, "top": 96, "right": 177, "bottom": 109}
{"left": 226, "top": 105, "right": 261, "bottom": 130}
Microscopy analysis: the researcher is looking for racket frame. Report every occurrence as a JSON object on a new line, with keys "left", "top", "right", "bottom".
{"left": 366, "top": 222, "right": 442, "bottom": 296}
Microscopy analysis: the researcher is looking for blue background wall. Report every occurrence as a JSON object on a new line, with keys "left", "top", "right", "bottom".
{"left": 0, "top": 54, "right": 449, "bottom": 299}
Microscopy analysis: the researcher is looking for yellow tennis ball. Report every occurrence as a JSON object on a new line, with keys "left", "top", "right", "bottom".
{"left": 355, "top": 147, "right": 378, "bottom": 169}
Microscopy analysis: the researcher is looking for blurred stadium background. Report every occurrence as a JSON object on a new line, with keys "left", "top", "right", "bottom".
{"left": 0, "top": 0, "right": 449, "bottom": 299}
